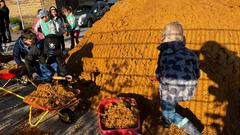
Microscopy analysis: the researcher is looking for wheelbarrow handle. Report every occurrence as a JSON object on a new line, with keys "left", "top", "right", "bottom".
{"left": 0, "top": 87, "right": 24, "bottom": 99}
{"left": 26, "top": 77, "right": 38, "bottom": 88}
{"left": 28, "top": 106, "right": 49, "bottom": 127}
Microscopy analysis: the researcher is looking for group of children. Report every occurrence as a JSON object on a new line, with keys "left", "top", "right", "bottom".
{"left": 12, "top": 6, "right": 80, "bottom": 84}
{"left": 33, "top": 6, "right": 80, "bottom": 50}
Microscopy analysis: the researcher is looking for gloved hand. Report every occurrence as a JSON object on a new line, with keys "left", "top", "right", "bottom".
{"left": 32, "top": 72, "right": 39, "bottom": 80}
{"left": 65, "top": 75, "right": 73, "bottom": 82}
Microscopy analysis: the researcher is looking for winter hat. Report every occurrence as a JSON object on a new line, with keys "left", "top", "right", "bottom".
{"left": 38, "top": 9, "right": 49, "bottom": 18}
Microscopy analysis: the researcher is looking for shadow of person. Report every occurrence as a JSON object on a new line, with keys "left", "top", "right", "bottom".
{"left": 72, "top": 79, "right": 100, "bottom": 100}
{"left": 200, "top": 41, "right": 240, "bottom": 135}
{"left": 65, "top": 42, "right": 102, "bottom": 119}
{"left": 74, "top": 98, "right": 92, "bottom": 117}
{"left": 66, "top": 42, "right": 94, "bottom": 78}
{"left": 70, "top": 80, "right": 100, "bottom": 123}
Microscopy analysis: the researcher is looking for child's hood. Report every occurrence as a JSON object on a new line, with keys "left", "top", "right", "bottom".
{"left": 158, "top": 41, "right": 185, "bottom": 54}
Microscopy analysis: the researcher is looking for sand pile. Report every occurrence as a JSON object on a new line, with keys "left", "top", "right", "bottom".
{"left": 24, "top": 84, "right": 78, "bottom": 110}
{"left": 101, "top": 99, "right": 139, "bottom": 129}
{"left": 66, "top": 0, "right": 240, "bottom": 134}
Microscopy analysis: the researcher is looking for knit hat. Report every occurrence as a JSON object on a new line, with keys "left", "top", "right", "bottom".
{"left": 38, "top": 9, "right": 49, "bottom": 18}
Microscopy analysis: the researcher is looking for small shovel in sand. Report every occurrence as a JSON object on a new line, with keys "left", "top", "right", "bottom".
{"left": 52, "top": 75, "right": 80, "bottom": 95}
{"left": 52, "top": 75, "right": 73, "bottom": 82}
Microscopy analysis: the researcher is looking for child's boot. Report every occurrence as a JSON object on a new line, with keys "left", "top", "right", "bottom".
{"left": 177, "top": 118, "right": 201, "bottom": 135}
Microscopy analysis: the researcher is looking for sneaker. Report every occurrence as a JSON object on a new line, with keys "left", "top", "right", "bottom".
{"left": 1, "top": 44, "right": 5, "bottom": 52}
{"left": 2, "top": 43, "right": 7, "bottom": 52}
{"left": 181, "top": 120, "right": 201, "bottom": 135}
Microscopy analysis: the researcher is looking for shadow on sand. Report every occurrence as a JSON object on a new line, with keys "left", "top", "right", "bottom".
{"left": 199, "top": 41, "right": 240, "bottom": 135}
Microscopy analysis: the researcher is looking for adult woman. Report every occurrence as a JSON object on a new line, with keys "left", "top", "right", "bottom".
{"left": 0, "top": 0, "right": 11, "bottom": 43}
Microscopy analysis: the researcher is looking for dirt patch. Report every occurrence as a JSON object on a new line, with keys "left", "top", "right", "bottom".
{"left": 66, "top": 0, "right": 240, "bottom": 134}
{"left": 23, "top": 84, "right": 78, "bottom": 110}
{"left": 100, "top": 99, "right": 139, "bottom": 129}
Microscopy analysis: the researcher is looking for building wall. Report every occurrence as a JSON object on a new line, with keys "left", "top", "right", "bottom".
{"left": 5, "top": 0, "right": 56, "bottom": 27}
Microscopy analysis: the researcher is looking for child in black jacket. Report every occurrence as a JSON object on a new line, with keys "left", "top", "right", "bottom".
{"left": 25, "top": 34, "right": 71, "bottom": 83}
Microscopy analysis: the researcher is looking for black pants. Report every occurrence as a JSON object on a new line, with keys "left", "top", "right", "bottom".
{"left": 70, "top": 30, "right": 80, "bottom": 49}
{"left": 58, "top": 35, "right": 65, "bottom": 51}
{"left": 0, "top": 25, "right": 7, "bottom": 43}
{"left": 5, "top": 24, "right": 11, "bottom": 42}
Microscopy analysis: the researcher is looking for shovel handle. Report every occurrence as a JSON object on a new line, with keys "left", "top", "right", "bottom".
{"left": 52, "top": 76, "right": 66, "bottom": 80}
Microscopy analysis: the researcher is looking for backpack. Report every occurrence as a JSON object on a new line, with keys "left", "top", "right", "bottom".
{"left": 43, "top": 34, "right": 62, "bottom": 57}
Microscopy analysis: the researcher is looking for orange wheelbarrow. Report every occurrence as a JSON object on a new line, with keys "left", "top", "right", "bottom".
{"left": 0, "top": 73, "right": 79, "bottom": 127}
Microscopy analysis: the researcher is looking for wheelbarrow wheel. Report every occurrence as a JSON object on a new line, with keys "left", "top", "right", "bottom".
{"left": 59, "top": 108, "right": 75, "bottom": 124}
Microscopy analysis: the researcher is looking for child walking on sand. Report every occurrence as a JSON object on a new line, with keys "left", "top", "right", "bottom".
{"left": 152, "top": 21, "right": 202, "bottom": 135}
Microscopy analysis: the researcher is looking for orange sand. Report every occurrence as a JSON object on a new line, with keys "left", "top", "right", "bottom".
{"left": 101, "top": 99, "right": 138, "bottom": 129}
{"left": 66, "top": 0, "right": 240, "bottom": 134}
{"left": 24, "top": 84, "right": 78, "bottom": 110}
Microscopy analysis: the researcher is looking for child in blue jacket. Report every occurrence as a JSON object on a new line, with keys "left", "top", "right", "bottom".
{"left": 13, "top": 29, "right": 39, "bottom": 68}
{"left": 153, "top": 22, "right": 201, "bottom": 135}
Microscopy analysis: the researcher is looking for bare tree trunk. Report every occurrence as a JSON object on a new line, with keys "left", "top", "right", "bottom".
{"left": 16, "top": 0, "right": 24, "bottom": 29}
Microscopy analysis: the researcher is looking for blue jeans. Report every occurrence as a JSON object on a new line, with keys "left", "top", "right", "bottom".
{"left": 35, "top": 62, "right": 58, "bottom": 82}
{"left": 160, "top": 99, "right": 184, "bottom": 126}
